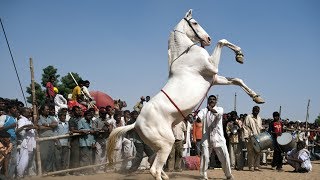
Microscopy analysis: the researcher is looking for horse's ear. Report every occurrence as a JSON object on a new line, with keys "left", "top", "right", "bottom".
{"left": 185, "top": 9, "right": 193, "bottom": 19}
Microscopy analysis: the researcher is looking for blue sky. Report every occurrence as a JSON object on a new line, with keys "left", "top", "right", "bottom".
{"left": 1, "top": 1, "right": 319, "bottom": 122}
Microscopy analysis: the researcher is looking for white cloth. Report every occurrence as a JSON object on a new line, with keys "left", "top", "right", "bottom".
{"left": 243, "top": 114, "right": 263, "bottom": 139}
{"left": 81, "top": 86, "right": 93, "bottom": 100}
{"left": 183, "top": 121, "right": 192, "bottom": 157}
{"left": 197, "top": 106, "right": 226, "bottom": 147}
{"left": 0, "top": 115, "right": 6, "bottom": 127}
{"left": 200, "top": 145, "right": 232, "bottom": 178}
{"left": 17, "top": 116, "right": 36, "bottom": 151}
{"left": 183, "top": 121, "right": 192, "bottom": 149}
{"left": 16, "top": 116, "right": 36, "bottom": 177}
{"left": 54, "top": 94, "right": 68, "bottom": 114}
{"left": 287, "top": 148, "right": 312, "bottom": 171}
{"left": 172, "top": 121, "right": 187, "bottom": 141}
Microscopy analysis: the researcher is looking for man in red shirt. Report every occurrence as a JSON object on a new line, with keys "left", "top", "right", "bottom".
{"left": 269, "top": 111, "right": 284, "bottom": 171}
{"left": 46, "top": 76, "right": 56, "bottom": 104}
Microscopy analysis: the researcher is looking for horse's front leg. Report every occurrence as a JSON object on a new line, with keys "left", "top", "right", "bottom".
{"left": 208, "top": 39, "right": 244, "bottom": 73}
{"left": 213, "top": 75, "right": 265, "bottom": 104}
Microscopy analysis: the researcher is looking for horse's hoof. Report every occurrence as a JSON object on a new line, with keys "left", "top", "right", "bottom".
{"left": 253, "top": 95, "right": 265, "bottom": 104}
{"left": 236, "top": 54, "right": 244, "bottom": 64}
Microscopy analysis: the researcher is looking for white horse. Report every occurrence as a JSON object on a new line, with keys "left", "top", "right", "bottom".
{"left": 107, "top": 9, "right": 264, "bottom": 180}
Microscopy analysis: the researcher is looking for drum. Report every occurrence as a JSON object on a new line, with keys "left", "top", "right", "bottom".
{"left": 251, "top": 132, "right": 273, "bottom": 153}
{"left": 277, "top": 132, "right": 296, "bottom": 152}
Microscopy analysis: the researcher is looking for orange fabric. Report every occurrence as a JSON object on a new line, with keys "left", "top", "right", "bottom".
{"left": 193, "top": 121, "right": 203, "bottom": 141}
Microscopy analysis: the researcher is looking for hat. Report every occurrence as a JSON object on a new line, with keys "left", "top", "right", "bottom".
{"left": 54, "top": 87, "right": 59, "bottom": 94}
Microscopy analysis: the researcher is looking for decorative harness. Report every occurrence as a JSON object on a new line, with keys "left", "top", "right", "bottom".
{"left": 162, "top": 17, "right": 214, "bottom": 121}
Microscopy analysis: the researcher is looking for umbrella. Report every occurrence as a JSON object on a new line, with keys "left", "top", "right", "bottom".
{"left": 89, "top": 91, "right": 114, "bottom": 108}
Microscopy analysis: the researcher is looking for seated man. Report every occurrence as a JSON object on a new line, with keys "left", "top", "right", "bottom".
{"left": 286, "top": 141, "right": 312, "bottom": 173}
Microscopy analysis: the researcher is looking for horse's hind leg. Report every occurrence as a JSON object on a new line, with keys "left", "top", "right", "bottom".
{"left": 150, "top": 138, "right": 174, "bottom": 180}
{"left": 214, "top": 75, "right": 265, "bottom": 104}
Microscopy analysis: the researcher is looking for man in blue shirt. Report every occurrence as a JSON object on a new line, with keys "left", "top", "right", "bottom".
{"left": 1, "top": 102, "right": 18, "bottom": 178}
{"left": 78, "top": 110, "right": 95, "bottom": 174}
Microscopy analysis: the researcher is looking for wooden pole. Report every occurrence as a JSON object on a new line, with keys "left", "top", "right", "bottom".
{"left": 29, "top": 58, "right": 42, "bottom": 176}
{"left": 42, "top": 157, "right": 134, "bottom": 176}
{"left": 279, "top": 106, "right": 282, "bottom": 117}
{"left": 234, "top": 92, "right": 237, "bottom": 111}
{"left": 37, "top": 133, "right": 81, "bottom": 142}
{"left": 305, "top": 99, "right": 310, "bottom": 129}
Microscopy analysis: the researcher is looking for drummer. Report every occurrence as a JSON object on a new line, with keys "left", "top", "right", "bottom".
{"left": 243, "top": 106, "right": 264, "bottom": 171}
{"left": 268, "top": 111, "right": 284, "bottom": 171}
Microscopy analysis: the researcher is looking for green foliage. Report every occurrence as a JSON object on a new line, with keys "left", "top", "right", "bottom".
{"left": 41, "top": 65, "right": 60, "bottom": 87}
{"left": 26, "top": 82, "right": 46, "bottom": 106}
{"left": 315, "top": 114, "right": 320, "bottom": 125}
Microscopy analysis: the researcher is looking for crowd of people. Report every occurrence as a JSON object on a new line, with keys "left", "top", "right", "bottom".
{"left": 0, "top": 79, "right": 319, "bottom": 179}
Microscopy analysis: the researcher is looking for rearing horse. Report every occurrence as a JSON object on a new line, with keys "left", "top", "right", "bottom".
{"left": 107, "top": 9, "right": 264, "bottom": 180}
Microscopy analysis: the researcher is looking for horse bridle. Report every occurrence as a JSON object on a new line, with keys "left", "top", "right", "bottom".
{"left": 184, "top": 17, "right": 204, "bottom": 43}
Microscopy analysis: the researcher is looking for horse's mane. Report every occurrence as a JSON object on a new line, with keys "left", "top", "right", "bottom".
{"left": 168, "top": 31, "right": 175, "bottom": 73}
{"left": 168, "top": 31, "right": 183, "bottom": 75}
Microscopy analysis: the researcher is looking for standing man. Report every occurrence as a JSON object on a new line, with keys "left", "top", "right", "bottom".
{"left": 68, "top": 106, "right": 83, "bottom": 175}
{"left": 226, "top": 111, "right": 244, "bottom": 170}
{"left": 193, "top": 115, "right": 203, "bottom": 156}
{"left": 167, "top": 121, "right": 187, "bottom": 172}
{"left": 198, "top": 95, "right": 233, "bottom": 180}
{"left": 127, "top": 110, "right": 154, "bottom": 173}
{"left": 243, "top": 106, "right": 264, "bottom": 171}
{"left": 92, "top": 107, "right": 109, "bottom": 173}
{"left": 78, "top": 111, "right": 95, "bottom": 175}
{"left": 16, "top": 107, "right": 36, "bottom": 178}
{"left": 37, "top": 104, "right": 58, "bottom": 173}
{"left": 1, "top": 102, "right": 18, "bottom": 178}
{"left": 269, "top": 111, "right": 284, "bottom": 171}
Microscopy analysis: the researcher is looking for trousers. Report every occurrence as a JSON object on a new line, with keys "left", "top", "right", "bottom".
{"left": 200, "top": 144, "right": 232, "bottom": 178}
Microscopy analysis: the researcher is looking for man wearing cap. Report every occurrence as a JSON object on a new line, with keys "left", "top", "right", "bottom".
{"left": 54, "top": 88, "right": 68, "bottom": 115}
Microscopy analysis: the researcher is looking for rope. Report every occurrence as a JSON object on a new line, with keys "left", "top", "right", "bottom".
{"left": 0, "top": 18, "right": 28, "bottom": 106}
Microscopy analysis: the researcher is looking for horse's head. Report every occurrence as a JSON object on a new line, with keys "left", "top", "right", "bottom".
{"left": 182, "top": 9, "right": 211, "bottom": 47}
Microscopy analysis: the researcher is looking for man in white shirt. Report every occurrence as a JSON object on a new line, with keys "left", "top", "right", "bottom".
{"left": 167, "top": 121, "right": 187, "bottom": 172}
{"left": 286, "top": 141, "right": 312, "bottom": 172}
{"left": 53, "top": 88, "right": 68, "bottom": 115}
{"left": 16, "top": 107, "right": 36, "bottom": 178}
{"left": 198, "top": 95, "right": 233, "bottom": 180}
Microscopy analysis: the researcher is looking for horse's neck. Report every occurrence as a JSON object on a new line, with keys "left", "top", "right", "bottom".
{"left": 168, "top": 31, "right": 194, "bottom": 71}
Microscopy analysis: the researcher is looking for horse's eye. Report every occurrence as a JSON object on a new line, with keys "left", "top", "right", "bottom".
{"left": 193, "top": 22, "right": 198, "bottom": 25}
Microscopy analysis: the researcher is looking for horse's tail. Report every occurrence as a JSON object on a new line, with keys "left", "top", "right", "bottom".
{"left": 106, "top": 123, "right": 135, "bottom": 165}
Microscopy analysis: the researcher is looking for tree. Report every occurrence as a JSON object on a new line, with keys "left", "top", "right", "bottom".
{"left": 26, "top": 82, "right": 46, "bottom": 107}
{"left": 315, "top": 114, "right": 320, "bottom": 125}
{"left": 41, "top": 65, "right": 60, "bottom": 87}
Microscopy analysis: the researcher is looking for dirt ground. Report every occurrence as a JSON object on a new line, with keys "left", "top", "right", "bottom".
{"left": 26, "top": 160, "right": 320, "bottom": 180}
